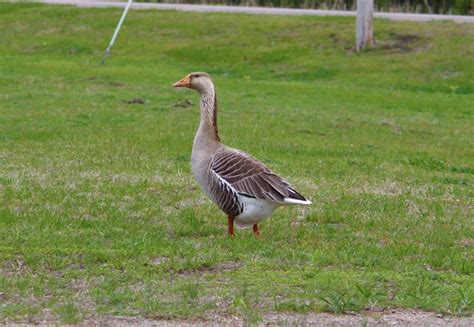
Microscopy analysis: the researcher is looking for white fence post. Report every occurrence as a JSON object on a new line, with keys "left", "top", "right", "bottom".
{"left": 356, "top": 0, "right": 374, "bottom": 52}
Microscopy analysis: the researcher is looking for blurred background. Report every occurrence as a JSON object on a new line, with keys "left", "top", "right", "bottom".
{"left": 135, "top": 0, "right": 473, "bottom": 15}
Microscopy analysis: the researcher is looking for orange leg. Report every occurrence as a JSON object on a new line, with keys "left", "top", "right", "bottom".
{"left": 253, "top": 224, "right": 260, "bottom": 236}
{"left": 228, "top": 216, "right": 235, "bottom": 236}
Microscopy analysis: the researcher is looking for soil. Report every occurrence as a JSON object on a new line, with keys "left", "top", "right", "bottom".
{"left": 75, "top": 310, "right": 473, "bottom": 326}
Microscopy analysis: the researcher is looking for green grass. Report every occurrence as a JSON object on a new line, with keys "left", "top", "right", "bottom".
{"left": 0, "top": 3, "right": 473, "bottom": 323}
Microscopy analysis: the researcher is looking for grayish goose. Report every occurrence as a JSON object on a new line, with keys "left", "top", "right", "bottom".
{"left": 173, "top": 72, "right": 311, "bottom": 236}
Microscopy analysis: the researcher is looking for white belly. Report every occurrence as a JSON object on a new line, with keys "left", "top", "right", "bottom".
{"left": 235, "top": 196, "right": 280, "bottom": 228}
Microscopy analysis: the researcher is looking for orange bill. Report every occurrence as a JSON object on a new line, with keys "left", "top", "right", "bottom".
{"left": 173, "top": 74, "right": 191, "bottom": 88}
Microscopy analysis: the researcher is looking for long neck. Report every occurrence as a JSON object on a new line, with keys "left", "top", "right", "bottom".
{"left": 196, "top": 84, "right": 220, "bottom": 143}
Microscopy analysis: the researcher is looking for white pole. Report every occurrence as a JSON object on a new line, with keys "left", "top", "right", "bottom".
{"left": 356, "top": 0, "right": 374, "bottom": 52}
{"left": 101, "top": 0, "right": 133, "bottom": 65}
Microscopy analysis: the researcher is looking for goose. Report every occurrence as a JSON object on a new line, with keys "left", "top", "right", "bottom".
{"left": 173, "top": 72, "right": 311, "bottom": 236}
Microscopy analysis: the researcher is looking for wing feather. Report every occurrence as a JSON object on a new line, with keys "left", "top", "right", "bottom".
{"left": 210, "top": 148, "right": 309, "bottom": 204}
{"left": 206, "top": 168, "right": 244, "bottom": 217}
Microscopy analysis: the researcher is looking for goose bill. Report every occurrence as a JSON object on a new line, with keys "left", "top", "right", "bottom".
{"left": 173, "top": 75, "right": 191, "bottom": 88}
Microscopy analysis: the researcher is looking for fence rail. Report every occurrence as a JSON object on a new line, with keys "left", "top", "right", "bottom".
{"left": 37, "top": 0, "right": 474, "bottom": 23}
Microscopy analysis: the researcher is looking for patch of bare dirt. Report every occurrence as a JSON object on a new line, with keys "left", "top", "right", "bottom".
{"left": 264, "top": 310, "right": 473, "bottom": 326}
{"left": 70, "top": 279, "right": 96, "bottom": 318}
{"left": 122, "top": 98, "right": 146, "bottom": 105}
{"left": 74, "top": 310, "right": 474, "bottom": 326}
{"left": 177, "top": 262, "right": 243, "bottom": 276}
{"left": 376, "top": 33, "right": 424, "bottom": 53}
{"left": 109, "top": 81, "right": 125, "bottom": 87}
{"left": 1, "top": 258, "right": 32, "bottom": 277}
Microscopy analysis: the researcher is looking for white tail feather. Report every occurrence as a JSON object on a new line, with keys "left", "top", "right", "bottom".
{"left": 283, "top": 198, "right": 312, "bottom": 205}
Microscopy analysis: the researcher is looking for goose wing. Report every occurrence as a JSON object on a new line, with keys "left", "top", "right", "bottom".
{"left": 210, "top": 148, "right": 309, "bottom": 204}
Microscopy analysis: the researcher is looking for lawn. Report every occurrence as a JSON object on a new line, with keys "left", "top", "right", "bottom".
{"left": 0, "top": 3, "right": 473, "bottom": 324}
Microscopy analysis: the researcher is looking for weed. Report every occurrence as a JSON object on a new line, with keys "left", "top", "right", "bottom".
{"left": 180, "top": 282, "right": 200, "bottom": 304}
{"left": 453, "top": 289, "right": 474, "bottom": 316}
{"left": 55, "top": 303, "right": 81, "bottom": 324}
{"left": 355, "top": 283, "right": 385, "bottom": 310}
{"left": 317, "top": 290, "right": 358, "bottom": 314}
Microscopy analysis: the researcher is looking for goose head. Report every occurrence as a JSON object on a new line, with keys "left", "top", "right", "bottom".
{"left": 173, "top": 72, "right": 213, "bottom": 93}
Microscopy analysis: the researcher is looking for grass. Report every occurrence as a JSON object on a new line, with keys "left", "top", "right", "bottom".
{"left": 0, "top": 3, "right": 473, "bottom": 323}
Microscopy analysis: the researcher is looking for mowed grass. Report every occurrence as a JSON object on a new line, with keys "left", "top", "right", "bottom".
{"left": 0, "top": 3, "right": 473, "bottom": 323}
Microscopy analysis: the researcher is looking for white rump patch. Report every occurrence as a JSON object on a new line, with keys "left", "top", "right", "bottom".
{"left": 235, "top": 196, "right": 279, "bottom": 228}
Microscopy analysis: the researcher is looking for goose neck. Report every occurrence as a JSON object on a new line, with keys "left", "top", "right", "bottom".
{"left": 197, "top": 85, "right": 220, "bottom": 143}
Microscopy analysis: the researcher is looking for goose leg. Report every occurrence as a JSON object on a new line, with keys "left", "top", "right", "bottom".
{"left": 253, "top": 224, "right": 260, "bottom": 236}
{"left": 227, "top": 216, "right": 235, "bottom": 236}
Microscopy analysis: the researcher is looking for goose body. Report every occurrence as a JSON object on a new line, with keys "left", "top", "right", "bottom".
{"left": 173, "top": 72, "right": 311, "bottom": 235}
